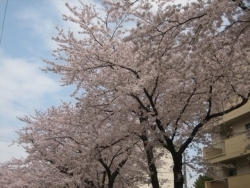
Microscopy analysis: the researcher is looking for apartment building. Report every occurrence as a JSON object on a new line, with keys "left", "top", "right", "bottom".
{"left": 203, "top": 101, "right": 250, "bottom": 188}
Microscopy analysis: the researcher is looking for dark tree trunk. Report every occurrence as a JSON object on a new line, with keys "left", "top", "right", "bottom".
{"left": 173, "top": 154, "right": 184, "bottom": 188}
{"left": 145, "top": 145, "right": 160, "bottom": 188}
{"left": 141, "top": 135, "right": 160, "bottom": 188}
{"left": 108, "top": 179, "right": 114, "bottom": 188}
{"left": 101, "top": 171, "right": 106, "bottom": 188}
{"left": 98, "top": 147, "right": 130, "bottom": 188}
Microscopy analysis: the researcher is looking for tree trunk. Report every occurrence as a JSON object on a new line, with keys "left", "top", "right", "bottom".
{"left": 139, "top": 117, "right": 160, "bottom": 188}
{"left": 173, "top": 154, "right": 184, "bottom": 188}
{"left": 101, "top": 171, "right": 106, "bottom": 188}
{"left": 142, "top": 138, "right": 160, "bottom": 188}
{"left": 108, "top": 179, "right": 114, "bottom": 188}
{"left": 145, "top": 147, "right": 160, "bottom": 188}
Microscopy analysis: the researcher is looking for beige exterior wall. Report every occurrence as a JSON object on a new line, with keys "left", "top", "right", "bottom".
{"left": 204, "top": 101, "right": 250, "bottom": 188}
{"left": 217, "top": 167, "right": 229, "bottom": 179}
{"left": 227, "top": 173, "right": 250, "bottom": 188}
{"left": 218, "top": 100, "right": 250, "bottom": 125}
{"left": 204, "top": 133, "right": 250, "bottom": 163}
{"left": 229, "top": 112, "right": 250, "bottom": 134}
{"left": 236, "top": 158, "right": 250, "bottom": 175}
{"left": 205, "top": 173, "right": 250, "bottom": 188}
{"left": 204, "top": 100, "right": 250, "bottom": 161}
{"left": 140, "top": 148, "right": 173, "bottom": 188}
{"left": 205, "top": 179, "right": 228, "bottom": 188}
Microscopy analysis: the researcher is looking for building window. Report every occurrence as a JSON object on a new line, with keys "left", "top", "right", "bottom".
{"left": 229, "top": 169, "right": 237, "bottom": 176}
{"left": 246, "top": 123, "right": 250, "bottom": 131}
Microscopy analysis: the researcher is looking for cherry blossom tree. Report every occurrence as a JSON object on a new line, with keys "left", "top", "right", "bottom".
{"left": 1, "top": 0, "right": 250, "bottom": 188}
{"left": 0, "top": 102, "right": 151, "bottom": 188}
{"left": 43, "top": 0, "right": 250, "bottom": 187}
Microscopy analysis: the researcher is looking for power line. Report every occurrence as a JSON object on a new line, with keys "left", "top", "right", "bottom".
{"left": 0, "top": 95, "right": 33, "bottom": 111}
{"left": 0, "top": 136, "right": 14, "bottom": 139}
{"left": 0, "top": 136, "right": 14, "bottom": 143}
{"left": 0, "top": 95, "right": 89, "bottom": 126}
{"left": 0, "top": 139, "right": 13, "bottom": 143}
{"left": 0, "top": 0, "right": 8, "bottom": 45}
{"left": 0, "top": 95, "right": 85, "bottom": 125}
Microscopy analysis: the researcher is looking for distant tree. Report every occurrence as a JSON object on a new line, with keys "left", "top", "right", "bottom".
{"left": 1, "top": 0, "right": 250, "bottom": 188}
{"left": 0, "top": 103, "right": 151, "bottom": 188}
{"left": 193, "top": 175, "right": 213, "bottom": 188}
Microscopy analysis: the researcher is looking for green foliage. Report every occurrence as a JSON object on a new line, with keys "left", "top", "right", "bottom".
{"left": 193, "top": 175, "right": 213, "bottom": 188}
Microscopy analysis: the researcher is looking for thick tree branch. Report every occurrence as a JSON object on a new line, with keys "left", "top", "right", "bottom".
{"left": 179, "top": 94, "right": 250, "bottom": 154}
{"left": 172, "top": 86, "right": 197, "bottom": 142}
{"left": 143, "top": 88, "right": 158, "bottom": 116}
{"left": 129, "top": 94, "right": 151, "bottom": 113}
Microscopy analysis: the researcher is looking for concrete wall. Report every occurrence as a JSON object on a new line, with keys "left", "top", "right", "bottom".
{"left": 230, "top": 113, "right": 250, "bottom": 134}
{"left": 236, "top": 157, "right": 250, "bottom": 175}
{"left": 228, "top": 173, "right": 250, "bottom": 188}
{"left": 140, "top": 148, "right": 173, "bottom": 188}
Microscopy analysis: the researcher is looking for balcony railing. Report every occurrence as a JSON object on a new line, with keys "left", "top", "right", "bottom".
{"left": 205, "top": 173, "right": 250, "bottom": 188}
{"left": 203, "top": 133, "right": 250, "bottom": 162}
{"left": 203, "top": 141, "right": 225, "bottom": 159}
{"left": 205, "top": 179, "right": 228, "bottom": 188}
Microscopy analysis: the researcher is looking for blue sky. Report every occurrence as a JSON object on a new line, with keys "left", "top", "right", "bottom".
{"left": 0, "top": 0, "right": 80, "bottom": 163}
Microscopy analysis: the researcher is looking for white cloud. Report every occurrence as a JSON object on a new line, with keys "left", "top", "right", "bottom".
{"left": 49, "top": 0, "right": 107, "bottom": 39}
{"left": 0, "top": 51, "right": 63, "bottom": 162}
{"left": 16, "top": 4, "right": 59, "bottom": 50}
{"left": 0, "top": 52, "right": 62, "bottom": 120}
{"left": 49, "top": 0, "right": 80, "bottom": 17}
{"left": 15, "top": 0, "right": 90, "bottom": 50}
{"left": 0, "top": 1, "right": 81, "bottom": 163}
{"left": 1, "top": 58, "right": 59, "bottom": 100}
{"left": 49, "top": 0, "right": 86, "bottom": 39}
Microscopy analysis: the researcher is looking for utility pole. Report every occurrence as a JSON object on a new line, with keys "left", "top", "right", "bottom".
{"left": 183, "top": 152, "right": 188, "bottom": 188}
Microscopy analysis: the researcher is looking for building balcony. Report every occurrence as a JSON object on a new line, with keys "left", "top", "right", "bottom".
{"left": 205, "top": 179, "right": 228, "bottom": 188}
{"left": 203, "top": 133, "right": 250, "bottom": 163}
{"left": 205, "top": 173, "right": 250, "bottom": 188}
